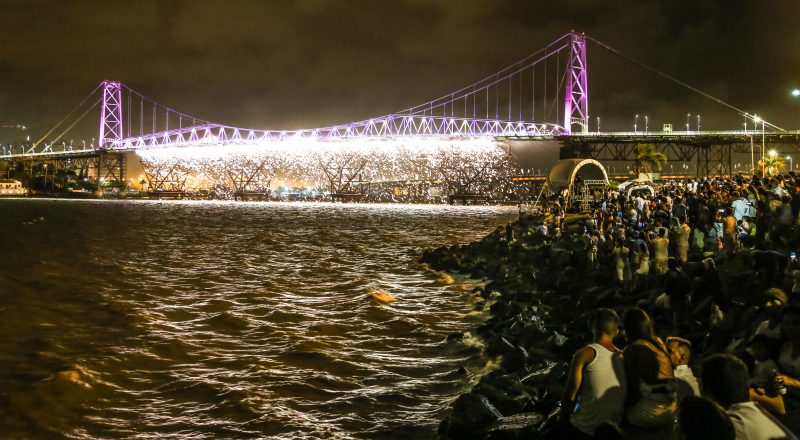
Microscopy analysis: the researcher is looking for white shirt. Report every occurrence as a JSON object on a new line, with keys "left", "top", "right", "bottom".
{"left": 673, "top": 364, "right": 700, "bottom": 401}
{"left": 732, "top": 198, "right": 749, "bottom": 221}
{"left": 727, "top": 401, "right": 789, "bottom": 440}
{"left": 570, "top": 344, "right": 627, "bottom": 435}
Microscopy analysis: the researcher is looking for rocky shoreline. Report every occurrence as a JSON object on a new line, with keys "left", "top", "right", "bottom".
{"left": 421, "top": 213, "right": 600, "bottom": 439}
{"left": 423, "top": 211, "right": 740, "bottom": 439}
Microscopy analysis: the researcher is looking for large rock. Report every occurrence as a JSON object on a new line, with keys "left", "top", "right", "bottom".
{"left": 486, "top": 412, "right": 544, "bottom": 439}
{"left": 445, "top": 392, "right": 504, "bottom": 439}
{"left": 475, "top": 371, "right": 539, "bottom": 416}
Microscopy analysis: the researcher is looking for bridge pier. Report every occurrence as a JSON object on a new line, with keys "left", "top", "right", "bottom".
{"left": 436, "top": 152, "right": 516, "bottom": 203}
{"left": 97, "top": 151, "right": 127, "bottom": 187}
{"left": 1, "top": 152, "right": 128, "bottom": 193}
{"left": 140, "top": 158, "right": 187, "bottom": 197}
{"left": 226, "top": 157, "right": 274, "bottom": 200}
{"left": 318, "top": 154, "right": 370, "bottom": 202}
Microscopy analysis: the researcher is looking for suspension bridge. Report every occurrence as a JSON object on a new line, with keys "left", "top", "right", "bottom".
{"left": 2, "top": 32, "right": 799, "bottom": 201}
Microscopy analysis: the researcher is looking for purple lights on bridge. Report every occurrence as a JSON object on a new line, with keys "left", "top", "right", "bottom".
{"left": 90, "top": 32, "right": 589, "bottom": 153}
{"left": 564, "top": 33, "right": 589, "bottom": 135}
{"left": 99, "top": 81, "right": 123, "bottom": 149}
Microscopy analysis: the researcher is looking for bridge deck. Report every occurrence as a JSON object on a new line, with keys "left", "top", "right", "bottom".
{"left": 3, "top": 130, "right": 800, "bottom": 160}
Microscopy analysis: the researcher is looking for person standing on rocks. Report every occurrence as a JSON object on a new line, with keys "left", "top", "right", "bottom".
{"left": 673, "top": 196, "right": 689, "bottom": 222}
{"left": 665, "top": 258, "right": 692, "bottom": 330}
{"left": 677, "top": 216, "right": 691, "bottom": 264}
{"left": 547, "top": 309, "right": 626, "bottom": 439}
{"left": 722, "top": 207, "right": 739, "bottom": 257}
{"left": 613, "top": 239, "right": 632, "bottom": 294}
{"left": 653, "top": 228, "right": 670, "bottom": 275}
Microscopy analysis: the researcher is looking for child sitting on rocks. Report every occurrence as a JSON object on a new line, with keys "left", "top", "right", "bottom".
{"left": 666, "top": 336, "right": 700, "bottom": 402}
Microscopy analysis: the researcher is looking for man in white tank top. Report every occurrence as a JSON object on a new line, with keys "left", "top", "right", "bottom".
{"left": 552, "top": 308, "right": 627, "bottom": 437}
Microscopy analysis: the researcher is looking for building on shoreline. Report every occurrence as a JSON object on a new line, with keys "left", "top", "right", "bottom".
{"left": 0, "top": 179, "right": 26, "bottom": 196}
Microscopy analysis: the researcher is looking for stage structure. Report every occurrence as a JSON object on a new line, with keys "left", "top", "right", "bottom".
{"left": 547, "top": 158, "right": 609, "bottom": 212}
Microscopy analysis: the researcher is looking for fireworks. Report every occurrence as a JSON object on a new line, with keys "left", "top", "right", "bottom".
{"left": 136, "top": 138, "right": 516, "bottom": 199}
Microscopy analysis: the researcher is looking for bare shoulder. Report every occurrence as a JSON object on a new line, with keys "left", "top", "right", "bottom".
{"left": 573, "top": 345, "right": 597, "bottom": 365}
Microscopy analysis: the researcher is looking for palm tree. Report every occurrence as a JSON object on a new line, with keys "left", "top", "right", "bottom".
{"left": 635, "top": 144, "right": 667, "bottom": 177}
{"left": 761, "top": 155, "right": 786, "bottom": 177}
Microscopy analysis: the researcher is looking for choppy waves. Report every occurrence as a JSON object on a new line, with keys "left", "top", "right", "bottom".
{"left": 0, "top": 200, "right": 516, "bottom": 438}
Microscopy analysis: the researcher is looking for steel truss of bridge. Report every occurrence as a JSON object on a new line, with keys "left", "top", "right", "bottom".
{"left": 535, "top": 130, "right": 800, "bottom": 177}
{"left": 2, "top": 151, "right": 127, "bottom": 191}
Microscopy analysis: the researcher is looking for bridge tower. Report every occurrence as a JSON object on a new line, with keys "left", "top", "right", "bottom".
{"left": 563, "top": 33, "right": 589, "bottom": 134}
{"left": 99, "top": 80, "right": 123, "bottom": 149}
{"left": 97, "top": 80, "right": 126, "bottom": 186}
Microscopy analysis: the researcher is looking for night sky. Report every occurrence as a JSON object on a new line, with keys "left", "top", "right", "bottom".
{"left": 1, "top": 0, "right": 799, "bottom": 142}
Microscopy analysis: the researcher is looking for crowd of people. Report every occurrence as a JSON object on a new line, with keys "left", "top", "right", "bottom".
{"left": 539, "top": 174, "right": 800, "bottom": 439}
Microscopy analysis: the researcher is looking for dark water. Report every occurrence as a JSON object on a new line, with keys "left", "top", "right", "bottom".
{"left": 0, "top": 199, "right": 516, "bottom": 439}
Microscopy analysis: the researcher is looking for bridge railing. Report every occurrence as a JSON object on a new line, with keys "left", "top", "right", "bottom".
{"left": 107, "top": 116, "right": 563, "bottom": 150}
{"left": 0, "top": 143, "right": 98, "bottom": 159}
{"left": 566, "top": 130, "right": 800, "bottom": 137}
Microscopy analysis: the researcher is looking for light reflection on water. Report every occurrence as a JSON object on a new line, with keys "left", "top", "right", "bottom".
{"left": 0, "top": 199, "right": 517, "bottom": 439}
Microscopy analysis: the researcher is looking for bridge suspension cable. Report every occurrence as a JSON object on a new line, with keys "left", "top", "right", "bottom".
{"left": 31, "top": 83, "right": 102, "bottom": 152}
{"left": 393, "top": 32, "right": 577, "bottom": 129}
{"left": 586, "top": 35, "right": 785, "bottom": 131}
{"left": 114, "top": 83, "right": 211, "bottom": 142}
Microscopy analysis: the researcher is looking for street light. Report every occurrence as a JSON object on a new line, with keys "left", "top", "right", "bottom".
{"left": 753, "top": 115, "right": 763, "bottom": 174}
{"left": 596, "top": 116, "right": 600, "bottom": 133}
{"left": 697, "top": 114, "right": 701, "bottom": 131}
{"left": 786, "top": 155, "right": 793, "bottom": 171}
{"left": 792, "top": 89, "right": 800, "bottom": 97}
{"left": 686, "top": 113, "right": 691, "bottom": 132}
{"left": 635, "top": 114, "right": 639, "bottom": 133}
{"left": 768, "top": 149, "right": 777, "bottom": 176}
{"left": 645, "top": 115, "right": 648, "bottom": 133}
{"left": 761, "top": 118, "right": 766, "bottom": 174}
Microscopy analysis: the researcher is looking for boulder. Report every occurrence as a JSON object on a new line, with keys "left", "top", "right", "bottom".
{"left": 445, "top": 392, "right": 503, "bottom": 439}
{"left": 500, "top": 346, "right": 529, "bottom": 373}
{"left": 486, "top": 412, "right": 545, "bottom": 439}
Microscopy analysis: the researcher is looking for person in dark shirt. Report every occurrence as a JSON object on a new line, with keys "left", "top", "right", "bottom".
{"left": 751, "top": 250, "right": 789, "bottom": 288}
{"left": 692, "top": 258, "right": 724, "bottom": 320}
{"left": 665, "top": 257, "right": 692, "bottom": 329}
{"left": 673, "top": 197, "right": 689, "bottom": 223}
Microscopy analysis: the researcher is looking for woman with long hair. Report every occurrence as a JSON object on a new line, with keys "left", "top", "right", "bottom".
{"left": 622, "top": 308, "right": 677, "bottom": 430}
